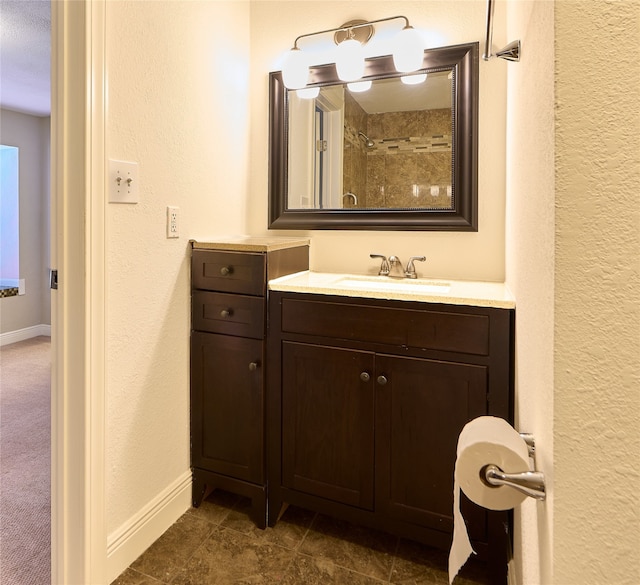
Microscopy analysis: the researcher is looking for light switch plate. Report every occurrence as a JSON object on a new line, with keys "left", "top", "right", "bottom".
{"left": 109, "top": 159, "right": 139, "bottom": 203}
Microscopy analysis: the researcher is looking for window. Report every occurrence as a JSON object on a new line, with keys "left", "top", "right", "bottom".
{"left": 0, "top": 145, "right": 19, "bottom": 295}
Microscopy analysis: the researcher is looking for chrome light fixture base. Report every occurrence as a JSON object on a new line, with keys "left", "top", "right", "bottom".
{"left": 333, "top": 20, "right": 375, "bottom": 46}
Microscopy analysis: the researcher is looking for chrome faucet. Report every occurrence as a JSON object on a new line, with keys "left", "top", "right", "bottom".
{"left": 405, "top": 256, "right": 426, "bottom": 279}
{"left": 371, "top": 254, "right": 426, "bottom": 278}
{"left": 387, "top": 256, "right": 405, "bottom": 278}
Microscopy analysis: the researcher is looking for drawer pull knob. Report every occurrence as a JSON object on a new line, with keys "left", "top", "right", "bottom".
{"left": 377, "top": 375, "right": 388, "bottom": 386}
{"left": 249, "top": 361, "right": 260, "bottom": 371}
{"left": 220, "top": 266, "right": 233, "bottom": 276}
{"left": 220, "top": 308, "right": 233, "bottom": 318}
{"left": 360, "top": 372, "right": 371, "bottom": 382}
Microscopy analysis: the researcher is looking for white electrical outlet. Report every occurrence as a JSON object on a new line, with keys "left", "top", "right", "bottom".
{"left": 167, "top": 206, "right": 179, "bottom": 238}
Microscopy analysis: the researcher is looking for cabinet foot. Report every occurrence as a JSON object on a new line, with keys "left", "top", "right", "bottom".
{"left": 267, "top": 499, "right": 286, "bottom": 527}
{"left": 192, "top": 474, "right": 210, "bottom": 508}
{"left": 191, "top": 468, "right": 267, "bottom": 529}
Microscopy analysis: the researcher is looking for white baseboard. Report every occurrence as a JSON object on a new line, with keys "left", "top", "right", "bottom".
{"left": 0, "top": 324, "right": 51, "bottom": 346}
{"left": 106, "top": 471, "right": 192, "bottom": 584}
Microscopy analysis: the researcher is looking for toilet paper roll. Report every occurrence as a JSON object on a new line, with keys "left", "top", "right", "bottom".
{"left": 448, "top": 416, "right": 531, "bottom": 584}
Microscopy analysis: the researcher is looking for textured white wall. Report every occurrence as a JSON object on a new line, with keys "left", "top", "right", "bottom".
{"left": 105, "top": 1, "right": 251, "bottom": 533}
{"left": 504, "top": 1, "right": 555, "bottom": 583}
{"left": 555, "top": 1, "right": 640, "bottom": 583}
{"left": 0, "top": 109, "right": 50, "bottom": 333}
{"left": 249, "top": 1, "right": 509, "bottom": 282}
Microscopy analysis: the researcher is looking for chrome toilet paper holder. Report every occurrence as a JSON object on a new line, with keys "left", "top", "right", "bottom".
{"left": 483, "top": 433, "right": 546, "bottom": 501}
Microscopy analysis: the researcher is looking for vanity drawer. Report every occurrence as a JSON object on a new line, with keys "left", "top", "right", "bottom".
{"left": 193, "top": 291, "right": 265, "bottom": 339}
{"left": 192, "top": 250, "right": 265, "bottom": 296}
{"left": 280, "top": 298, "right": 490, "bottom": 356}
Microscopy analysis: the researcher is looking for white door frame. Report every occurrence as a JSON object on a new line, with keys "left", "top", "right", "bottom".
{"left": 50, "top": 1, "right": 106, "bottom": 582}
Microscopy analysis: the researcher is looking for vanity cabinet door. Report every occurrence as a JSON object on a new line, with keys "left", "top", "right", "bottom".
{"left": 191, "top": 331, "right": 264, "bottom": 484}
{"left": 281, "top": 342, "right": 375, "bottom": 510}
{"left": 374, "top": 354, "right": 488, "bottom": 539}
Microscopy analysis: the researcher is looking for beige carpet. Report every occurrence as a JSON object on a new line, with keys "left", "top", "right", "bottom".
{"left": 0, "top": 336, "right": 51, "bottom": 585}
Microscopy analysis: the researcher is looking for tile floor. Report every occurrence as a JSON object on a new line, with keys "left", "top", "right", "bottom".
{"left": 112, "top": 490, "right": 490, "bottom": 585}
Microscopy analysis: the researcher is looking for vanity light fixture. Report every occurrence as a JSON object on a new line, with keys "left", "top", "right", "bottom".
{"left": 335, "top": 35, "right": 366, "bottom": 81}
{"left": 392, "top": 24, "right": 425, "bottom": 72}
{"left": 281, "top": 15, "right": 425, "bottom": 90}
{"left": 281, "top": 47, "right": 309, "bottom": 89}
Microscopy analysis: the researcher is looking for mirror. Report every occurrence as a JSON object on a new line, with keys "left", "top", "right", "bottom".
{"left": 269, "top": 42, "right": 478, "bottom": 231}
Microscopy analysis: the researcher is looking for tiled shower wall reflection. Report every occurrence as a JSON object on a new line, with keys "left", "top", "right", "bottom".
{"left": 343, "top": 92, "right": 452, "bottom": 209}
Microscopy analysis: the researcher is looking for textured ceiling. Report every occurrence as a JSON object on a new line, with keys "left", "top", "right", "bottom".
{"left": 0, "top": 0, "right": 51, "bottom": 117}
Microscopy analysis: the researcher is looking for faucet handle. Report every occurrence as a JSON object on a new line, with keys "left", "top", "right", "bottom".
{"left": 405, "top": 256, "right": 426, "bottom": 279}
{"left": 370, "top": 254, "right": 390, "bottom": 276}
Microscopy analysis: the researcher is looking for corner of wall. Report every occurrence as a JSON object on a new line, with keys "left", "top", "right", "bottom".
{"left": 504, "top": 0, "right": 555, "bottom": 583}
{"left": 106, "top": 472, "right": 192, "bottom": 583}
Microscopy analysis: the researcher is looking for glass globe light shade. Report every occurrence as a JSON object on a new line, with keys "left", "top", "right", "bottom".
{"left": 392, "top": 26, "right": 424, "bottom": 73}
{"left": 282, "top": 47, "right": 309, "bottom": 89}
{"left": 296, "top": 86, "right": 320, "bottom": 99}
{"left": 335, "top": 38, "right": 365, "bottom": 82}
{"left": 347, "top": 80, "right": 372, "bottom": 93}
{"left": 401, "top": 73, "right": 427, "bottom": 85}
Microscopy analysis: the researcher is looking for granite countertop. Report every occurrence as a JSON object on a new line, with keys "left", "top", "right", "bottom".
{"left": 268, "top": 271, "right": 515, "bottom": 309}
{"left": 190, "top": 236, "right": 310, "bottom": 253}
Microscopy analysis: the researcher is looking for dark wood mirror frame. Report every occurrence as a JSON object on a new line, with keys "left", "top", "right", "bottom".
{"left": 268, "top": 42, "right": 479, "bottom": 231}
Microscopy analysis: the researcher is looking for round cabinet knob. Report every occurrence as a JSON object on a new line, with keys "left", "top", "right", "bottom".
{"left": 248, "top": 361, "right": 260, "bottom": 371}
{"left": 360, "top": 372, "right": 371, "bottom": 382}
{"left": 220, "top": 266, "right": 232, "bottom": 276}
{"left": 377, "top": 375, "right": 388, "bottom": 386}
{"left": 220, "top": 308, "right": 232, "bottom": 318}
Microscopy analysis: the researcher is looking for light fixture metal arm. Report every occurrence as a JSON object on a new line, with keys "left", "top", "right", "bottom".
{"left": 292, "top": 15, "right": 410, "bottom": 49}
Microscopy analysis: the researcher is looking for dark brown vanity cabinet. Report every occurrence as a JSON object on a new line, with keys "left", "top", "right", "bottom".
{"left": 190, "top": 243, "right": 308, "bottom": 528}
{"left": 268, "top": 292, "right": 514, "bottom": 583}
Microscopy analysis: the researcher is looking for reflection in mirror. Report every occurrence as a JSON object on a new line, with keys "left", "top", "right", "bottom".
{"left": 288, "top": 71, "right": 453, "bottom": 211}
{"left": 269, "top": 42, "right": 479, "bottom": 231}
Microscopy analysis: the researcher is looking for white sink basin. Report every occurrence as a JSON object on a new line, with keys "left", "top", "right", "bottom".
{"left": 268, "top": 271, "right": 515, "bottom": 308}
{"left": 336, "top": 276, "right": 451, "bottom": 295}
